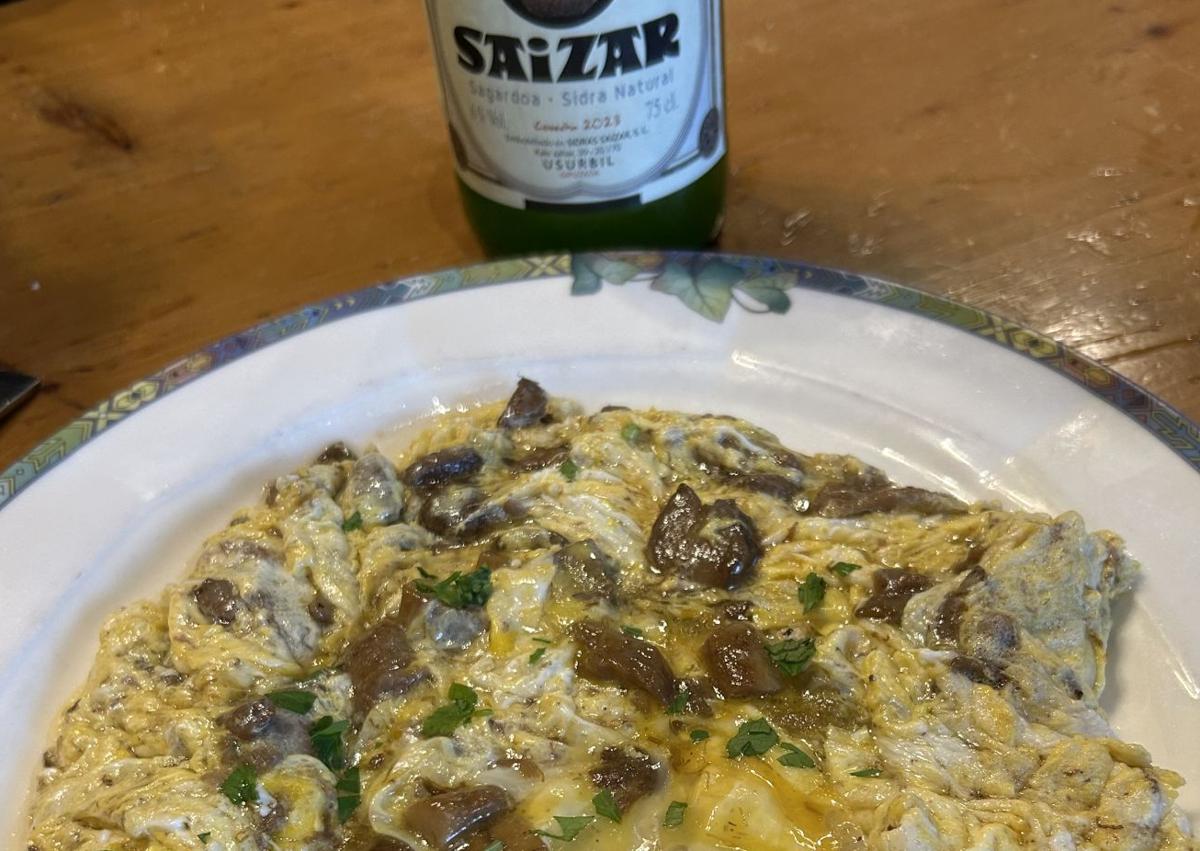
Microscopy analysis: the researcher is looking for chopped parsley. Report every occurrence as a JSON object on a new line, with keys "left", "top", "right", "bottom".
{"left": 620, "top": 422, "right": 643, "bottom": 444}
{"left": 663, "top": 801, "right": 688, "bottom": 829}
{"left": 335, "top": 766, "right": 361, "bottom": 822}
{"left": 690, "top": 728, "right": 711, "bottom": 743}
{"left": 481, "top": 843, "right": 505, "bottom": 851}
{"left": 219, "top": 764, "right": 257, "bottom": 806}
{"left": 529, "top": 647, "right": 548, "bottom": 665}
{"left": 533, "top": 815, "right": 594, "bottom": 841}
{"left": 341, "top": 511, "right": 363, "bottom": 532}
{"left": 799, "top": 573, "right": 827, "bottom": 612}
{"left": 620, "top": 625, "right": 644, "bottom": 638}
{"left": 531, "top": 636, "right": 553, "bottom": 644}
{"left": 421, "top": 683, "right": 492, "bottom": 738}
{"left": 309, "top": 716, "right": 348, "bottom": 771}
{"left": 415, "top": 566, "right": 493, "bottom": 609}
{"left": 766, "top": 637, "right": 816, "bottom": 677}
{"left": 197, "top": 833, "right": 211, "bottom": 843}
{"left": 831, "top": 561, "right": 861, "bottom": 577}
{"left": 726, "top": 718, "right": 779, "bottom": 758}
{"left": 778, "top": 742, "right": 816, "bottom": 769}
{"left": 850, "top": 767, "right": 882, "bottom": 778}
{"left": 593, "top": 789, "right": 621, "bottom": 823}
{"left": 559, "top": 459, "right": 580, "bottom": 481}
{"left": 666, "top": 689, "right": 690, "bottom": 716}
{"left": 267, "top": 689, "right": 317, "bottom": 715}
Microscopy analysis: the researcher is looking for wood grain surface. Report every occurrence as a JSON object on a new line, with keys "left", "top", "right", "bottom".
{"left": 1, "top": 0, "right": 1198, "bottom": 471}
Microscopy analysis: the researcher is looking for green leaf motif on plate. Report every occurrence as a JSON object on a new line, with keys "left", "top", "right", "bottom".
{"left": 569, "top": 254, "right": 795, "bottom": 323}
{"left": 651, "top": 261, "right": 741, "bottom": 323}
{"left": 735, "top": 272, "right": 796, "bottom": 314}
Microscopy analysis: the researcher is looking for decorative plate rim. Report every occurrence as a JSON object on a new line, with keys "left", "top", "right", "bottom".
{"left": 3, "top": 250, "right": 1197, "bottom": 511}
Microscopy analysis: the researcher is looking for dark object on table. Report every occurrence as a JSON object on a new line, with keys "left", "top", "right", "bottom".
{"left": 0, "top": 371, "right": 38, "bottom": 423}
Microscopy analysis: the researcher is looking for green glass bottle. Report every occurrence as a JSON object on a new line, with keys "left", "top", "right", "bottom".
{"left": 424, "top": 0, "right": 727, "bottom": 256}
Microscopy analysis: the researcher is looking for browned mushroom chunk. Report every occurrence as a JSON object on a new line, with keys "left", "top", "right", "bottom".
{"left": 315, "top": 442, "right": 357, "bottom": 464}
{"left": 194, "top": 578, "right": 242, "bottom": 625}
{"left": 308, "top": 594, "right": 336, "bottom": 626}
{"left": 467, "top": 814, "right": 547, "bottom": 851}
{"left": 588, "top": 747, "right": 664, "bottom": 811}
{"left": 949, "top": 655, "right": 1010, "bottom": 689}
{"left": 646, "top": 484, "right": 761, "bottom": 590}
{"left": 812, "top": 483, "right": 967, "bottom": 519}
{"left": 569, "top": 620, "right": 676, "bottom": 705}
{"left": 551, "top": 540, "right": 619, "bottom": 602}
{"left": 855, "top": 568, "right": 936, "bottom": 625}
{"left": 344, "top": 617, "right": 428, "bottom": 712}
{"left": 507, "top": 444, "right": 569, "bottom": 473}
{"left": 961, "top": 611, "right": 1020, "bottom": 660}
{"left": 404, "top": 447, "right": 484, "bottom": 490}
{"left": 419, "top": 486, "right": 486, "bottom": 536}
{"left": 404, "top": 786, "right": 512, "bottom": 850}
{"left": 929, "top": 567, "right": 988, "bottom": 646}
{"left": 497, "top": 378, "right": 550, "bottom": 429}
{"left": 219, "top": 698, "right": 314, "bottom": 770}
{"left": 702, "top": 622, "right": 783, "bottom": 698}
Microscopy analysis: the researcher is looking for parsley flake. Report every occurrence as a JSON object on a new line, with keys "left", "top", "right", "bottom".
{"left": 309, "top": 716, "right": 349, "bottom": 771}
{"left": 219, "top": 765, "right": 258, "bottom": 806}
{"left": 529, "top": 647, "right": 548, "bottom": 665}
{"left": 666, "top": 689, "right": 690, "bottom": 716}
{"left": 778, "top": 742, "right": 816, "bottom": 769}
{"left": 726, "top": 718, "right": 779, "bottom": 758}
{"left": 533, "top": 815, "right": 594, "bottom": 841}
{"left": 620, "top": 422, "right": 643, "bottom": 444}
{"left": 559, "top": 459, "right": 580, "bottom": 481}
{"left": 531, "top": 636, "right": 553, "bottom": 644}
{"left": 766, "top": 637, "right": 816, "bottom": 677}
{"left": 421, "top": 683, "right": 491, "bottom": 738}
{"left": 620, "top": 625, "right": 644, "bottom": 638}
{"left": 341, "top": 511, "right": 363, "bottom": 532}
{"left": 593, "top": 790, "right": 621, "bottom": 823}
{"left": 850, "top": 767, "right": 882, "bottom": 778}
{"left": 197, "top": 833, "right": 211, "bottom": 843}
{"left": 415, "top": 566, "right": 492, "bottom": 609}
{"left": 690, "top": 728, "right": 710, "bottom": 743}
{"left": 663, "top": 801, "right": 688, "bottom": 829}
{"left": 799, "top": 573, "right": 827, "bottom": 612}
{"left": 335, "top": 766, "right": 361, "bottom": 822}
{"left": 481, "top": 842, "right": 505, "bottom": 851}
{"left": 831, "top": 561, "right": 861, "bottom": 577}
{"left": 267, "top": 689, "right": 317, "bottom": 715}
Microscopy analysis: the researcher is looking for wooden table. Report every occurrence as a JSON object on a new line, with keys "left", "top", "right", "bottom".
{"left": 2, "top": 0, "right": 1198, "bottom": 470}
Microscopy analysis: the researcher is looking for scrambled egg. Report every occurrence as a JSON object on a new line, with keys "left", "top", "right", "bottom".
{"left": 27, "top": 381, "right": 1196, "bottom": 851}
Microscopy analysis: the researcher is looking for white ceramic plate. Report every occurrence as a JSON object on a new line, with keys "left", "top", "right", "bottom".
{"left": 3, "top": 252, "right": 1198, "bottom": 845}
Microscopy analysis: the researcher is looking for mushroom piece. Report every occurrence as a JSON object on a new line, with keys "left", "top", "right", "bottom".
{"left": 702, "top": 622, "right": 783, "bottom": 698}
{"left": 343, "top": 617, "right": 428, "bottom": 712}
{"left": 647, "top": 484, "right": 761, "bottom": 590}
{"left": 219, "top": 698, "right": 314, "bottom": 770}
{"left": 588, "top": 747, "right": 664, "bottom": 811}
{"left": 551, "top": 540, "right": 619, "bottom": 602}
{"left": 404, "top": 447, "right": 484, "bottom": 490}
{"left": 855, "top": 568, "right": 936, "bottom": 626}
{"left": 497, "top": 378, "right": 550, "bottom": 429}
{"left": 404, "top": 786, "right": 512, "bottom": 850}
{"left": 569, "top": 620, "right": 676, "bottom": 705}
{"left": 812, "top": 483, "right": 967, "bottom": 519}
{"left": 194, "top": 578, "right": 242, "bottom": 625}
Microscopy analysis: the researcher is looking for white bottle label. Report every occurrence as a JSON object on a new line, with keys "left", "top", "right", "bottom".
{"left": 424, "top": 0, "right": 725, "bottom": 210}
